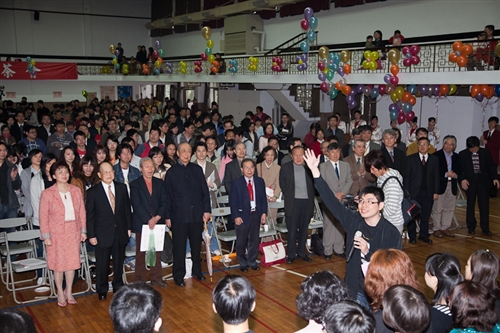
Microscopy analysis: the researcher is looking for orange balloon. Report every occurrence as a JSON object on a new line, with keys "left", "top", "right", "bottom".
{"left": 481, "top": 84, "right": 489, "bottom": 95}
{"left": 456, "top": 56, "right": 468, "bottom": 67}
{"left": 142, "top": 68, "right": 149, "bottom": 75}
{"left": 449, "top": 52, "right": 458, "bottom": 63}
{"left": 212, "top": 60, "right": 220, "bottom": 67}
{"left": 210, "top": 66, "right": 219, "bottom": 74}
{"left": 439, "top": 84, "right": 450, "bottom": 96}
{"left": 335, "top": 81, "right": 342, "bottom": 91}
{"left": 401, "top": 91, "right": 411, "bottom": 103}
{"left": 343, "top": 85, "right": 352, "bottom": 95}
{"left": 462, "top": 44, "right": 473, "bottom": 56}
{"left": 390, "top": 64, "right": 399, "bottom": 76}
{"left": 408, "top": 96, "right": 417, "bottom": 106}
{"left": 343, "top": 64, "right": 351, "bottom": 75}
{"left": 452, "top": 41, "right": 463, "bottom": 52}
{"left": 488, "top": 86, "right": 495, "bottom": 99}
{"left": 470, "top": 85, "right": 480, "bottom": 98}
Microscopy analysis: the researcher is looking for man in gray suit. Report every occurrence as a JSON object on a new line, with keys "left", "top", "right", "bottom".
{"left": 350, "top": 125, "right": 380, "bottom": 156}
{"left": 319, "top": 142, "right": 353, "bottom": 259}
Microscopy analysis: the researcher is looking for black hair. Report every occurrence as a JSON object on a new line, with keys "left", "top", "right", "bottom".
{"left": 27, "top": 148, "right": 43, "bottom": 162}
{"left": 485, "top": 25, "right": 495, "bottom": 31}
{"left": 240, "top": 158, "right": 256, "bottom": 169}
{"left": 201, "top": 122, "right": 215, "bottom": 132}
{"left": 224, "top": 139, "right": 237, "bottom": 157}
{"left": 428, "top": 117, "right": 436, "bottom": 122}
{"left": 415, "top": 127, "right": 428, "bottom": 137}
{"left": 212, "top": 275, "right": 256, "bottom": 325}
{"left": 73, "top": 130, "right": 85, "bottom": 140}
{"left": 323, "top": 300, "right": 375, "bottom": 333}
{"left": 488, "top": 116, "right": 499, "bottom": 124}
{"left": 382, "top": 285, "right": 431, "bottom": 333}
{"left": 53, "top": 119, "right": 65, "bottom": 127}
{"left": 110, "top": 283, "right": 163, "bottom": 333}
{"left": 0, "top": 309, "right": 37, "bottom": 333}
{"left": 260, "top": 146, "right": 277, "bottom": 161}
{"left": 50, "top": 160, "right": 70, "bottom": 178}
{"left": 359, "top": 185, "right": 385, "bottom": 203}
{"left": 466, "top": 136, "right": 480, "bottom": 149}
{"left": 327, "top": 142, "right": 340, "bottom": 151}
{"left": 117, "top": 143, "right": 133, "bottom": 157}
{"left": 425, "top": 253, "right": 463, "bottom": 305}
{"left": 394, "top": 30, "right": 401, "bottom": 34}
{"left": 195, "top": 141, "right": 208, "bottom": 152}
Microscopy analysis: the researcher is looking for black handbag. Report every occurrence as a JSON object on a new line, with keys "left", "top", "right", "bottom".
{"left": 381, "top": 176, "right": 421, "bottom": 226}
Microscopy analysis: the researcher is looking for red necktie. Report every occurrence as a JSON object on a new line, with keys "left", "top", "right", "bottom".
{"left": 422, "top": 156, "right": 426, "bottom": 166}
{"left": 247, "top": 180, "right": 254, "bottom": 201}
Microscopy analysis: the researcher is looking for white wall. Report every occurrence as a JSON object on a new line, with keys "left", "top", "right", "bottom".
{"left": 0, "top": 0, "right": 151, "bottom": 57}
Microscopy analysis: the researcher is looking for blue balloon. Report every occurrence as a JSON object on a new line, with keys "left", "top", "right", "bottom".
{"left": 370, "top": 88, "right": 379, "bottom": 99}
{"left": 300, "top": 41, "right": 310, "bottom": 53}
{"left": 328, "top": 53, "right": 335, "bottom": 62}
{"left": 26, "top": 57, "right": 31, "bottom": 63}
{"left": 403, "top": 103, "right": 412, "bottom": 113}
{"left": 495, "top": 85, "right": 500, "bottom": 96}
{"left": 389, "top": 110, "right": 398, "bottom": 121}
{"left": 307, "top": 30, "right": 316, "bottom": 43}
{"left": 408, "top": 84, "right": 417, "bottom": 95}
{"left": 328, "top": 62, "right": 338, "bottom": 71}
{"left": 333, "top": 53, "right": 340, "bottom": 63}
{"left": 308, "top": 16, "right": 318, "bottom": 30}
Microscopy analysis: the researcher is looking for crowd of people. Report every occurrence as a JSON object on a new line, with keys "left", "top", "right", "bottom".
{"left": 1, "top": 93, "right": 500, "bottom": 332}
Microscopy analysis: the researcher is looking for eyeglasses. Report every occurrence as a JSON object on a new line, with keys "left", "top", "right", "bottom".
{"left": 357, "top": 199, "right": 379, "bottom": 205}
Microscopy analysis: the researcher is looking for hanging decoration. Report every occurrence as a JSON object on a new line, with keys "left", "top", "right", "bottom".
{"left": 25, "top": 57, "right": 39, "bottom": 78}
{"left": 298, "top": 7, "right": 317, "bottom": 73}
{"left": 228, "top": 59, "right": 238, "bottom": 73}
{"left": 247, "top": 57, "right": 259, "bottom": 72}
{"left": 271, "top": 56, "right": 283, "bottom": 72}
{"left": 179, "top": 61, "right": 187, "bottom": 75}
{"left": 402, "top": 45, "right": 421, "bottom": 67}
{"left": 449, "top": 41, "right": 473, "bottom": 67}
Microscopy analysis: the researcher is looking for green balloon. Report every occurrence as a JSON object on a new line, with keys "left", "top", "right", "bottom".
{"left": 115, "top": 63, "right": 120, "bottom": 69}
{"left": 326, "top": 70, "right": 334, "bottom": 82}
{"left": 330, "top": 89, "right": 338, "bottom": 100}
{"left": 158, "top": 49, "right": 165, "bottom": 57}
{"left": 205, "top": 47, "right": 212, "bottom": 56}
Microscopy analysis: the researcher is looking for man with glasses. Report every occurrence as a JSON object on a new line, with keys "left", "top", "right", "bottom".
{"left": 405, "top": 137, "right": 439, "bottom": 244}
{"left": 302, "top": 149, "right": 401, "bottom": 309}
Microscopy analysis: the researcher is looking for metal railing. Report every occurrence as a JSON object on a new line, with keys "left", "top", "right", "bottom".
{"left": 76, "top": 39, "right": 499, "bottom": 77}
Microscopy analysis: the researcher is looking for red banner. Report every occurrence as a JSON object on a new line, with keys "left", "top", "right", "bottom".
{"left": 0, "top": 61, "right": 78, "bottom": 80}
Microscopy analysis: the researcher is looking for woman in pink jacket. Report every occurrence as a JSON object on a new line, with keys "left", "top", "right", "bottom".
{"left": 40, "top": 161, "right": 87, "bottom": 307}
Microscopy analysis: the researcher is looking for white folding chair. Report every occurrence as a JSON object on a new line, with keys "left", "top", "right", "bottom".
{"left": 306, "top": 198, "right": 324, "bottom": 253}
{"left": 5, "top": 229, "right": 53, "bottom": 304}
{"left": 450, "top": 187, "right": 466, "bottom": 230}
{"left": 212, "top": 207, "right": 237, "bottom": 255}
{"left": 212, "top": 207, "right": 232, "bottom": 231}
{"left": 0, "top": 217, "right": 31, "bottom": 287}
{"left": 217, "top": 185, "right": 227, "bottom": 197}
{"left": 122, "top": 246, "right": 136, "bottom": 284}
{"left": 75, "top": 243, "right": 92, "bottom": 294}
{"left": 217, "top": 195, "right": 230, "bottom": 208}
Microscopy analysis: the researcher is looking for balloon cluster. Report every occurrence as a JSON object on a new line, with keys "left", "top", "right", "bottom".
{"left": 210, "top": 60, "right": 220, "bottom": 74}
{"left": 385, "top": 49, "right": 401, "bottom": 85}
{"left": 470, "top": 84, "right": 499, "bottom": 102}
{"left": 194, "top": 60, "right": 203, "bottom": 74}
{"left": 164, "top": 62, "right": 173, "bottom": 74}
{"left": 100, "top": 66, "right": 113, "bottom": 74}
{"left": 247, "top": 57, "right": 259, "bottom": 72}
{"left": 122, "top": 64, "right": 129, "bottom": 75}
{"left": 416, "top": 84, "right": 458, "bottom": 97}
{"left": 318, "top": 47, "right": 340, "bottom": 100}
{"left": 109, "top": 45, "right": 121, "bottom": 70}
{"left": 25, "top": 57, "right": 38, "bottom": 78}
{"left": 361, "top": 51, "right": 379, "bottom": 71}
{"left": 271, "top": 56, "right": 283, "bottom": 72}
{"left": 201, "top": 26, "right": 217, "bottom": 72}
{"left": 152, "top": 40, "right": 165, "bottom": 75}
{"left": 296, "top": 54, "right": 308, "bottom": 71}
{"left": 179, "top": 61, "right": 187, "bottom": 75}
{"left": 228, "top": 59, "right": 238, "bottom": 73}
{"left": 449, "top": 41, "right": 472, "bottom": 67}
{"left": 402, "top": 45, "right": 421, "bottom": 67}
{"left": 141, "top": 63, "right": 149, "bottom": 75}
{"left": 388, "top": 86, "right": 417, "bottom": 124}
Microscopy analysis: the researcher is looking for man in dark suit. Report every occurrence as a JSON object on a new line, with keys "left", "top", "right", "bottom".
{"left": 459, "top": 136, "right": 499, "bottom": 235}
{"left": 325, "top": 114, "right": 345, "bottom": 149}
{"left": 381, "top": 129, "right": 406, "bottom": 179}
{"left": 165, "top": 143, "right": 211, "bottom": 286}
{"left": 10, "top": 111, "right": 26, "bottom": 143}
{"left": 230, "top": 159, "right": 268, "bottom": 271}
{"left": 86, "top": 161, "right": 132, "bottom": 300}
{"left": 279, "top": 146, "right": 315, "bottom": 263}
{"left": 223, "top": 142, "right": 246, "bottom": 195}
{"left": 36, "top": 114, "right": 55, "bottom": 144}
{"left": 405, "top": 137, "right": 440, "bottom": 244}
{"left": 430, "top": 135, "right": 462, "bottom": 238}
{"left": 480, "top": 116, "right": 500, "bottom": 197}
{"left": 130, "top": 158, "right": 168, "bottom": 287}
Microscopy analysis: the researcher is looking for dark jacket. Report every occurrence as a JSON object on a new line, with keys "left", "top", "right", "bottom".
{"left": 130, "top": 176, "right": 167, "bottom": 233}
{"left": 112, "top": 163, "right": 141, "bottom": 185}
{"left": 405, "top": 153, "right": 440, "bottom": 198}
{"left": 381, "top": 146, "right": 407, "bottom": 179}
{"left": 434, "top": 149, "right": 462, "bottom": 195}
{"left": 459, "top": 147, "right": 498, "bottom": 183}
{"left": 0, "top": 160, "right": 21, "bottom": 209}
{"left": 279, "top": 161, "right": 315, "bottom": 217}
{"left": 223, "top": 158, "right": 243, "bottom": 195}
{"left": 230, "top": 175, "right": 268, "bottom": 223}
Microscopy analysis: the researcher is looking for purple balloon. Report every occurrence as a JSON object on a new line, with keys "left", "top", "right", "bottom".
{"left": 302, "top": 62, "right": 308, "bottom": 70}
{"left": 384, "top": 74, "right": 392, "bottom": 84}
{"left": 349, "top": 100, "right": 358, "bottom": 110}
{"left": 297, "top": 64, "right": 303, "bottom": 71}
{"left": 301, "top": 53, "right": 308, "bottom": 62}
{"left": 337, "top": 67, "right": 345, "bottom": 76}
{"left": 356, "top": 84, "right": 364, "bottom": 94}
{"left": 346, "top": 95, "right": 354, "bottom": 103}
{"left": 419, "top": 85, "right": 427, "bottom": 95}
{"left": 155, "top": 40, "right": 161, "bottom": 49}
{"left": 475, "top": 93, "right": 484, "bottom": 102}
{"left": 433, "top": 85, "right": 440, "bottom": 96}
{"left": 115, "top": 50, "right": 120, "bottom": 56}
{"left": 318, "top": 72, "right": 326, "bottom": 82}
{"left": 304, "top": 7, "right": 314, "bottom": 20}
{"left": 165, "top": 68, "right": 173, "bottom": 74}
{"left": 389, "top": 104, "right": 398, "bottom": 113}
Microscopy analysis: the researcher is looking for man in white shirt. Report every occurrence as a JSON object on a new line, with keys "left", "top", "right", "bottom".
{"left": 427, "top": 117, "right": 440, "bottom": 147}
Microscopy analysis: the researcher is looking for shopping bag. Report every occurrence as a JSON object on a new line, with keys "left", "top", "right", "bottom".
{"left": 259, "top": 239, "right": 286, "bottom": 266}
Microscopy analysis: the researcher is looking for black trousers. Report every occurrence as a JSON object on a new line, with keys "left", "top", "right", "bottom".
{"left": 285, "top": 199, "right": 310, "bottom": 259}
{"left": 171, "top": 221, "right": 203, "bottom": 282}
{"left": 466, "top": 174, "right": 490, "bottom": 232}
{"left": 95, "top": 233, "right": 126, "bottom": 294}
{"left": 408, "top": 190, "right": 433, "bottom": 240}
{"left": 235, "top": 212, "right": 260, "bottom": 268}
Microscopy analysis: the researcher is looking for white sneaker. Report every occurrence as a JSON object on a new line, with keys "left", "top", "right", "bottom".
{"left": 161, "top": 261, "right": 172, "bottom": 268}
{"left": 37, "top": 277, "right": 45, "bottom": 285}
{"left": 212, "top": 250, "right": 221, "bottom": 256}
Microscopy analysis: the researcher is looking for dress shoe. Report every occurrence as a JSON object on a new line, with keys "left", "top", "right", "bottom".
{"left": 193, "top": 274, "right": 206, "bottom": 281}
{"left": 468, "top": 229, "right": 475, "bottom": 235}
{"left": 297, "top": 255, "right": 312, "bottom": 262}
{"left": 433, "top": 230, "right": 443, "bottom": 238}
{"left": 98, "top": 293, "right": 107, "bottom": 301}
{"left": 334, "top": 252, "right": 346, "bottom": 258}
{"left": 286, "top": 257, "right": 295, "bottom": 264}
{"left": 441, "top": 229, "right": 455, "bottom": 238}
{"left": 418, "top": 237, "right": 433, "bottom": 244}
{"left": 324, "top": 255, "right": 332, "bottom": 260}
{"left": 174, "top": 280, "right": 185, "bottom": 287}
{"left": 240, "top": 266, "right": 248, "bottom": 272}
{"left": 151, "top": 280, "right": 168, "bottom": 287}
{"left": 482, "top": 230, "right": 493, "bottom": 236}
{"left": 250, "top": 266, "right": 260, "bottom": 271}
{"left": 409, "top": 239, "right": 417, "bottom": 244}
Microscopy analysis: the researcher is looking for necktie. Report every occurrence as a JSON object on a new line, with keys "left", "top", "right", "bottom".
{"left": 390, "top": 150, "right": 394, "bottom": 162}
{"left": 247, "top": 180, "right": 254, "bottom": 201}
{"left": 422, "top": 156, "right": 426, "bottom": 166}
{"left": 357, "top": 158, "right": 361, "bottom": 168}
{"left": 108, "top": 185, "right": 115, "bottom": 213}
{"left": 488, "top": 131, "right": 492, "bottom": 139}
{"left": 20, "top": 125, "right": 24, "bottom": 138}
{"left": 335, "top": 163, "right": 340, "bottom": 179}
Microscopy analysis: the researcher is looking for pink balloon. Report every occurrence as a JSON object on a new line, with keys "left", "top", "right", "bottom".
{"left": 276, "top": 57, "right": 283, "bottom": 65}
{"left": 403, "top": 58, "right": 411, "bottom": 67}
{"left": 390, "top": 76, "right": 399, "bottom": 85}
{"left": 402, "top": 46, "right": 410, "bottom": 55}
{"left": 201, "top": 52, "right": 207, "bottom": 61}
{"left": 153, "top": 51, "right": 158, "bottom": 59}
{"left": 397, "top": 112, "right": 406, "bottom": 125}
{"left": 378, "top": 85, "right": 386, "bottom": 95}
{"left": 410, "top": 55, "right": 420, "bottom": 65}
{"left": 406, "top": 111, "right": 415, "bottom": 122}
{"left": 410, "top": 45, "right": 420, "bottom": 55}
{"left": 300, "top": 19, "right": 309, "bottom": 31}
{"left": 320, "top": 82, "right": 328, "bottom": 93}
{"left": 318, "top": 62, "right": 325, "bottom": 71}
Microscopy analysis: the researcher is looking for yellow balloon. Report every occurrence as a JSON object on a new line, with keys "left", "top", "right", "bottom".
{"left": 207, "top": 40, "right": 214, "bottom": 49}
{"left": 318, "top": 46, "right": 330, "bottom": 59}
{"left": 323, "top": 68, "right": 329, "bottom": 74}
{"left": 362, "top": 60, "right": 370, "bottom": 69}
{"left": 109, "top": 44, "right": 116, "bottom": 54}
{"left": 395, "top": 86, "right": 404, "bottom": 99}
{"left": 112, "top": 59, "right": 118, "bottom": 65}
{"left": 369, "top": 61, "right": 377, "bottom": 71}
{"left": 390, "top": 90, "right": 399, "bottom": 102}
{"left": 298, "top": 60, "right": 303, "bottom": 65}
{"left": 340, "top": 50, "right": 351, "bottom": 63}
{"left": 364, "top": 50, "right": 371, "bottom": 59}
{"left": 180, "top": 68, "right": 186, "bottom": 74}
{"left": 449, "top": 84, "right": 458, "bottom": 95}
{"left": 201, "top": 26, "right": 212, "bottom": 40}
{"left": 370, "top": 51, "right": 379, "bottom": 61}
{"left": 208, "top": 54, "right": 215, "bottom": 63}
{"left": 387, "top": 49, "right": 401, "bottom": 65}
{"left": 122, "top": 69, "right": 129, "bottom": 75}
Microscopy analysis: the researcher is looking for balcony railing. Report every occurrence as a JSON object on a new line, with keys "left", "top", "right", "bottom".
{"left": 76, "top": 39, "right": 499, "bottom": 77}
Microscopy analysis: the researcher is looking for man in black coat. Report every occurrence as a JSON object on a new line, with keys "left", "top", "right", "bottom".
{"left": 223, "top": 142, "right": 246, "bottom": 195}
{"left": 130, "top": 158, "right": 168, "bottom": 287}
{"left": 279, "top": 146, "right": 315, "bottom": 263}
{"left": 430, "top": 135, "right": 462, "bottom": 238}
{"left": 36, "top": 114, "right": 55, "bottom": 144}
{"left": 86, "top": 162, "right": 132, "bottom": 300}
{"left": 405, "top": 137, "right": 439, "bottom": 244}
{"left": 459, "top": 136, "right": 499, "bottom": 235}
{"left": 165, "top": 143, "right": 211, "bottom": 286}
{"left": 381, "top": 129, "right": 406, "bottom": 179}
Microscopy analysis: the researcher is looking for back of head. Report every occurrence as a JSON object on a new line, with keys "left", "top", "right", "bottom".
{"left": 296, "top": 271, "right": 350, "bottom": 324}
{"left": 425, "top": 253, "right": 463, "bottom": 304}
{"left": 382, "top": 285, "right": 431, "bottom": 333}
{"left": 469, "top": 249, "right": 500, "bottom": 296}
{"left": 212, "top": 275, "right": 256, "bottom": 325}
{"left": 323, "top": 300, "right": 375, "bottom": 333}
{"left": 0, "top": 309, "right": 36, "bottom": 333}
{"left": 109, "top": 283, "right": 163, "bottom": 333}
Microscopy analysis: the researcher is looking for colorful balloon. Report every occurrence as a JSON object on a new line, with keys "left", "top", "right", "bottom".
{"left": 201, "top": 26, "right": 212, "bottom": 40}
{"left": 318, "top": 46, "right": 330, "bottom": 59}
